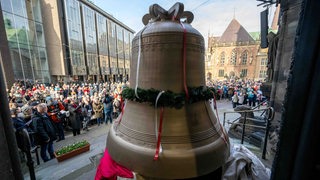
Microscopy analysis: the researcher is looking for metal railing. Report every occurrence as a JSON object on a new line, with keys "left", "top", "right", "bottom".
{"left": 223, "top": 105, "right": 274, "bottom": 159}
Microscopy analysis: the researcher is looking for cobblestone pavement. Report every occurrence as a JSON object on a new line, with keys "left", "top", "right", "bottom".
{"left": 23, "top": 100, "right": 272, "bottom": 180}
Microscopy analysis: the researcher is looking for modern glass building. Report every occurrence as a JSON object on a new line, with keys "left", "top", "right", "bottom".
{"left": 44, "top": 0, "right": 135, "bottom": 83}
{"left": 0, "top": 0, "right": 51, "bottom": 84}
{"left": 1, "top": 0, "right": 134, "bottom": 85}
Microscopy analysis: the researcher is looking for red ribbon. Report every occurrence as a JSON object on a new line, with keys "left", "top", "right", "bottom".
{"left": 180, "top": 22, "right": 189, "bottom": 100}
{"left": 154, "top": 107, "right": 164, "bottom": 160}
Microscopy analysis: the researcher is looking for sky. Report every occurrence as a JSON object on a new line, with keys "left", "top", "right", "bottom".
{"left": 91, "top": 0, "right": 276, "bottom": 46}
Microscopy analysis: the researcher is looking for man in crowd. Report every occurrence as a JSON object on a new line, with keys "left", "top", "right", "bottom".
{"left": 103, "top": 93, "right": 114, "bottom": 125}
{"left": 32, "top": 103, "right": 57, "bottom": 162}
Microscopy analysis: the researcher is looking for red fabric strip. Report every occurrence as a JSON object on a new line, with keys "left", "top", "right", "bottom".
{"left": 154, "top": 107, "right": 164, "bottom": 160}
{"left": 94, "top": 149, "right": 133, "bottom": 180}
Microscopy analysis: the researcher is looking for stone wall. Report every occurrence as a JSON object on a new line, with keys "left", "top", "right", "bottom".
{"left": 267, "top": 0, "right": 303, "bottom": 160}
{"left": 207, "top": 43, "right": 262, "bottom": 80}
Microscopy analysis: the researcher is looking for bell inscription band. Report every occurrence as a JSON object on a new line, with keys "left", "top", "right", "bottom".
{"left": 107, "top": 2, "right": 230, "bottom": 179}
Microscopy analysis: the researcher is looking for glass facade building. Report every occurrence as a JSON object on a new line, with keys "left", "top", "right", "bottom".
{"left": 64, "top": 0, "right": 86, "bottom": 76}
{"left": 108, "top": 20, "right": 118, "bottom": 77}
{"left": 96, "top": 13, "right": 109, "bottom": 76}
{"left": 1, "top": 0, "right": 134, "bottom": 84}
{"left": 62, "top": 0, "right": 134, "bottom": 83}
{"left": 1, "top": 0, "right": 50, "bottom": 83}
{"left": 82, "top": 4, "right": 99, "bottom": 75}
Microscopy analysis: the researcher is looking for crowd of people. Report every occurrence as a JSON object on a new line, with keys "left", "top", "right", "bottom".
{"left": 8, "top": 78, "right": 265, "bottom": 163}
{"left": 8, "top": 80, "right": 126, "bottom": 163}
{"left": 206, "top": 78, "right": 266, "bottom": 108}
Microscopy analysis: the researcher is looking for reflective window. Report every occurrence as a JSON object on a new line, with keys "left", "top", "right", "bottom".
{"left": 117, "top": 25, "right": 124, "bottom": 59}
{"left": 100, "top": 55, "right": 110, "bottom": 75}
{"left": 71, "top": 50, "right": 84, "bottom": 66}
{"left": 129, "top": 33, "right": 133, "bottom": 61}
{"left": 108, "top": 20, "right": 117, "bottom": 58}
{"left": 9, "top": 42, "right": 24, "bottom": 79}
{"left": 65, "top": 0, "right": 86, "bottom": 75}
{"left": 117, "top": 25, "right": 125, "bottom": 74}
{"left": 31, "top": 0, "right": 42, "bottom": 22}
{"left": 65, "top": 0, "right": 83, "bottom": 50}
{"left": 3, "top": 12, "right": 16, "bottom": 43}
{"left": 35, "top": 22, "right": 45, "bottom": 47}
{"left": 97, "top": 14, "right": 108, "bottom": 55}
{"left": 2, "top": 1, "right": 50, "bottom": 83}
{"left": 83, "top": 5, "right": 97, "bottom": 53}
{"left": 110, "top": 57, "right": 117, "bottom": 74}
{"left": 1, "top": 0, "right": 13, "bottom": 13}
{"left": 82, "top": 4, "right": 98, "bottom": 75}
{"left": 12, "top": 0, "right": 26, "bottom": 17}
{"left": 13, "top": 15, "right": 29, "bottom": 45}
{"left": 124, "top": 30, "right": 130, "bottom": 60}
{"left": 87, "top": 53, "right": 99, "bottom": 74}
{"left": 108, "top": 21, "right": 117, "bottom": 73}
{"left": 97, "top": 14, "right": 109, "bottom": 75}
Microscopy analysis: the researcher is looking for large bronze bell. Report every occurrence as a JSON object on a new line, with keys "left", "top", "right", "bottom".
{"left": 107, "top": 2, "right": 230, "bottom": 179}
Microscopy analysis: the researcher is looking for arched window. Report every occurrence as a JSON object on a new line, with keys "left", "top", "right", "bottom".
{"left": 241, "top": 51, "right": 248, "bottom": 65}
{"left": 220, "top": 52, "right": 225, "bottom": 65}
{"left": 231, "top": 49, "right": 237, "bottom": 65}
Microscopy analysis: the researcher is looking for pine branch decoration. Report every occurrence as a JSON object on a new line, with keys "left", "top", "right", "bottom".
{"left": 121, "top": 86, "right": 217, "bottom": 109}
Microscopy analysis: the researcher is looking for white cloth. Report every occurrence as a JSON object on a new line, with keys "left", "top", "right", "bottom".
{"left": 222, "top": 144, "right": 271, "bottom": 180}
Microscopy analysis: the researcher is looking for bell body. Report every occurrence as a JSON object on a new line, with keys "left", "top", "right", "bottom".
{"left": 107, "top": 3, "right": 230, "bottom": 179}
{"left": 108, "top": 101, "right": 229, "bottom": 179}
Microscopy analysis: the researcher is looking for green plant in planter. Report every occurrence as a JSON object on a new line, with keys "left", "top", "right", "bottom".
{"left": 55, "top": 140, "right": 89, "bottom": 156}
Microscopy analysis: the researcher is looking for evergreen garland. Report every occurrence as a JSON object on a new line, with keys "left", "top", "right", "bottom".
{"left": 121, "top": 86, "right": 217, "bottom": 109}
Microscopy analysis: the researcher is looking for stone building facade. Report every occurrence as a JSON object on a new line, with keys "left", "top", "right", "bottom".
{"left": 206, "top": 18, "right": 268, "bottom": 81}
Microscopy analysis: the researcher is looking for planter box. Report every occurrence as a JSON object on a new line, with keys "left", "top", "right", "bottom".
{"left": 54, "top": 144, "right": 90, "bottom": 162}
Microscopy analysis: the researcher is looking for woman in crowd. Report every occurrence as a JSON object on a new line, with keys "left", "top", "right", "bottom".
{"left": 92, "top": 97, "right": 103, "bottom": 126}
{"left": 68, "top": 99, "right": 82, "bottom": 136}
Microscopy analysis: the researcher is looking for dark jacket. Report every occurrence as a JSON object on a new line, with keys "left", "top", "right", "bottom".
{"left": 12, "top": 117, "right": 30, "bottom": 152}
{"left": 104, "top": 95, "right": 114, "bottom": 111}
{"left": 32, "top": 112, "right": 57, "bottom": 145}
{"left": 12, "top": 117, "right": 27, "bottom": 131}
{"left": 82, "top": 103, "right": 92, "bottom": 117}
{"left": 68, "top": 103, "right": 82, "bottom": 129}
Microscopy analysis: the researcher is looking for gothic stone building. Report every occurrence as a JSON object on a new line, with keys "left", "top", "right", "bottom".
{"left": 206, "top": 18, "right": 268, "bottom": 81}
